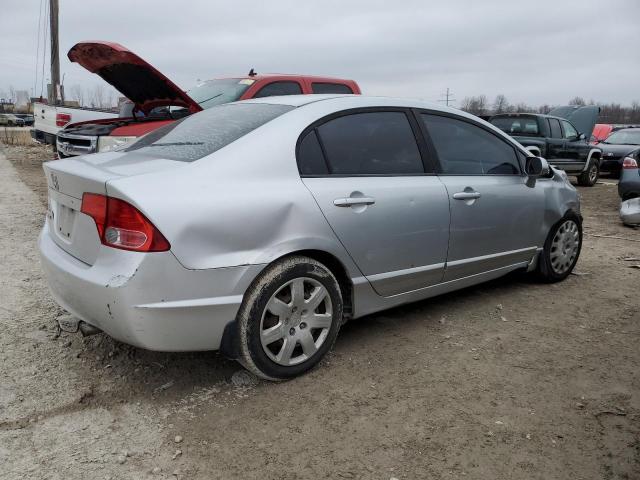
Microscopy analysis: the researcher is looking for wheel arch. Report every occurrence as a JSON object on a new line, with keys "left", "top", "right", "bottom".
{"left": 219, "top": 248, "right": 355, "bottom": 360}
{"left": 585, "top": 148, "right": 602, "bottom": 168}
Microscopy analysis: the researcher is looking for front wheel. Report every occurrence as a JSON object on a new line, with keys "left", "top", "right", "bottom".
{"left": 237, "top": 255, "right": 343, "bottom": 380}
{"left": 537, "top": 214, "right": 582, "bottom": 282}
{"left": 577, "top": 159, "right": 599, "bottom": 187}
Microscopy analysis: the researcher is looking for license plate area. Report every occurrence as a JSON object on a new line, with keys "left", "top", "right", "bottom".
{"left": 48, "top": 190, "right": 82, "bottom": 243}
{"left": 56, "top": 203, "right": 76, "bottom": 239}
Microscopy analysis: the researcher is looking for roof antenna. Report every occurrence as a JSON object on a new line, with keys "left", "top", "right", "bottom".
{"left": 248, "top": 68, "right": 257, "bottom": 77}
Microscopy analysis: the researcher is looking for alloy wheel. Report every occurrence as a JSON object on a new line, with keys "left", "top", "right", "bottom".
{"left": 259, "top": 277, "right": 333, "bottom": 366}
{"left": 549, "top": 220, "right": 580, "bottom": 274}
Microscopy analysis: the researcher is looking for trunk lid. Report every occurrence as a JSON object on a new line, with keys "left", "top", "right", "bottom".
{"left": 43, "top": 152, "right": 183, "bottom": 265}
{"left": 68, "top": 41, "right": 202, "bottom": 115}
{"left": 548, "top": 105, "right": 600, "bottom": 139}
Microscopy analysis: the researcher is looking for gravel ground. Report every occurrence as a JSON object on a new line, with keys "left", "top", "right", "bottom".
{"left": 1, "top": 143, "right": 638, "bottom": 480}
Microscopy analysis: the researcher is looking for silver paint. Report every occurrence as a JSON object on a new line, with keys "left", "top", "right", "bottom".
{"left": 39, "top": 95, "right": 580, "bottom": 352}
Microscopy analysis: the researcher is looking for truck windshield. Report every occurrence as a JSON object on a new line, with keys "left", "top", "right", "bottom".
{"left": 602, "top": 130, "right": 640, "bottom": 145}
{"left": 490, "top": 117, "right": 539, "bottom": 136}
{"left": 187, "top": 79, "right": 255, "bottom": 109}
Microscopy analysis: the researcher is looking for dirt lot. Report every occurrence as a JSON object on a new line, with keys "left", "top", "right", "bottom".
{"left": 1, "top": 143, "right": 638, "bottom": 480}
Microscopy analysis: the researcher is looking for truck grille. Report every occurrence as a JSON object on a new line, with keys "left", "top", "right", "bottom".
{"left": 56, "top": 133, "right": 98, "bottom": 157}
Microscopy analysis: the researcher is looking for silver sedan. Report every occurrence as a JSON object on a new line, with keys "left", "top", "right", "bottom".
{"left": 39, "top": 95, "right": 582, "bottom": 380}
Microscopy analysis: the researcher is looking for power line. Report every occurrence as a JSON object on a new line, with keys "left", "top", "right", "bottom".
{"left": 438, "top": 87, "right": 456, "bottom": 107}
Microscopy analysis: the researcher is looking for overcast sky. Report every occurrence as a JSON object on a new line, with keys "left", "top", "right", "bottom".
{"left": 1, "top": 0, "right": 639, "bottom": 107}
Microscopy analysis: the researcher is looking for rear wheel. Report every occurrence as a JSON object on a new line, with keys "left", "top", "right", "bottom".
{"left": 577, "top": 159, "right": 599, "bottom": 187}
{"left": 237, "top": 255, "right": 343, "bottom": 380}
{"left": 537, "top": 214, "right": 582, "bottom": 282}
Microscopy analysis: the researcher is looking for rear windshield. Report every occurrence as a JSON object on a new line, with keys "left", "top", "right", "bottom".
{"left": 490, "top": 116, "right": 540, "bottom": 136}
{"left": 603, "top": 130, "right": 640, "bottom": 145}
{"left": 125, "top": 103, "right": 293, "bottom": 162}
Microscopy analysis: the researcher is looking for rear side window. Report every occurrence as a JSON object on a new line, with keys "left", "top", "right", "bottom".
{"left": 125, "top": 103, "right": 293, "bottom": 162}
{"left": 314, "top": 111, "right": 424, "bottom": 175}
{"left": 253, "top": 81, "right": 302, "bottom": 98}
{"left": 422, "top": 114, "right": 521, "bottom": 175}
{"left": 311, "top": 83, "right": 353, "bottom": 94}
{"left": 297, "top": 130, "right": 329, "bottom": 175}
{"left": 548, "top": 118, "right": 562, "bottom": 138}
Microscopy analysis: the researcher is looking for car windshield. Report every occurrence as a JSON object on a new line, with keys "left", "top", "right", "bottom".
{"left": 187, "top": 78, "right": 255, "bottom": 109}
{"left": 124, "top": 102, "right": 293, "bottom": 162}
{"left": 602, "top": 130, "right": 640, "bottom": 145}
{"left": 490, "top": 117, "right": 539, "bottom": 135}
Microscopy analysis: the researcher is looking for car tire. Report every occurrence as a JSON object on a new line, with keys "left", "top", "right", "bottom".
{"left": 577, "top": 159, "right": 599, "bottom": 187}
{"left": 237, "top": 255, "right": 343, "bottom": 381}
{"left": 537, "top": 213, "right": 582, "bottom": 283}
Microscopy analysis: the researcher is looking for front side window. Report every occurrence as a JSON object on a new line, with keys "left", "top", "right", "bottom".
{"left": 562, "top": 121, "right": 578, "bottom": 139}
{"left": 314, "top": 111, "right": 424, "bottom": 175}
{"left": 311, "top": 83, "right": 353, "bottom": 94}
{"left": 548, "top": 118, "right": 563, "bottom": 138}
{"left": 125, "top": 103, "right": 293, "bottom": 162}
{"left": 421, "top": 114, "right": 521, "bottom": 175}
{"left": 253, "top": 81, "right": 303, "bottom": 98}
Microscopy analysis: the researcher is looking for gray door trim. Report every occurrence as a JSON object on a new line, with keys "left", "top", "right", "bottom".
{"left": 443, "top": 246, "right": 537, "bottom": 281}
{"left": 367, "top": 262, "right": 445, "bottom": 297}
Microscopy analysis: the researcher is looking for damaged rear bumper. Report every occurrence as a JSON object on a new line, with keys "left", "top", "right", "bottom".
{"left": 39, "top": 227, "right": 264, "bottom": 351}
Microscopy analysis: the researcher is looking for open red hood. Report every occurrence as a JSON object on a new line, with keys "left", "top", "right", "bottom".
{"left": 68, "top": 41, "right": 202, "bottom": 114}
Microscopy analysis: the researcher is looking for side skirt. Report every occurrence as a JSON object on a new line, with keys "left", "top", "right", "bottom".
{"left": 352, "top": 261, "right": 530, "bottom": 319}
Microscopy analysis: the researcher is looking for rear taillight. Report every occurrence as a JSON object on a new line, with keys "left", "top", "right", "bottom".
{"left": 623, "top": 157, "right": 638, "bottom": 169}
{"left": 80, "top": 193, "right": 170, "bottom": 252}
{"left": 56, "top": 113, "right": 72, "bottom": 127}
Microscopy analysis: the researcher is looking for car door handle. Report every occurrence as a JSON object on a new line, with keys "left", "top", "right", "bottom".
{"left": 452, "top": 191, "right": 481, "bottom": 200}
{"left": 333, "top": 197, "right": 376, "bottom": 207}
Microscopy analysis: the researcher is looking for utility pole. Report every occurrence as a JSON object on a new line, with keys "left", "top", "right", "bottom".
{"left": 49, "top": 0, "right": 61, "bottom": 105}
{"left": 438, "top": 87, "right": 455, "bottom": 107}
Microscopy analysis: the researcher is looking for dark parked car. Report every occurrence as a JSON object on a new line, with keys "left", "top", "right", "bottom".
{"left": 15, "top": 114, "right": 35, "bottom": 126}
{"left": 599, "top": 128, "right": 640, "bottom": 177}
{"left": 618, "top": 151, "right": 640, "bottom": 200}
{"left": 490, "top": 106, "right": 602, "bottom": 186}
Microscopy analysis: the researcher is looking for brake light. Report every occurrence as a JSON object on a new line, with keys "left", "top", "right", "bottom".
{"left": 80, "top": 193, "right": 170, "bottom": 252}
{"left": 623, "top": 157, "right": 638, "bottom": 169}
{"left": 56, "top": 113, "right": 72, "bottom": 127}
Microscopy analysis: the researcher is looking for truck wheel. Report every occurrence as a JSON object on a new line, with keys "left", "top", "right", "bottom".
{"left": 537, "top": 213, "right": 582, "bottom": 283}
{"left": 577, "top": 159, "right": 599, "bottom": 187}
{"left": 237, "top": 255, "right": 343, "bottom": 381}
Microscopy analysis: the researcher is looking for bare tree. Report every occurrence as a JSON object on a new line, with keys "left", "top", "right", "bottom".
{"left": 69, "top": 84, "right": 85, "bottom": 106}
{"left": 104, "top": 89, "right": 115, "bottom": 109}
{"left": 514, "top": 102, "right": 534, "bottom": 113}
{"left": 492, "top": 94, "right": 510, "bottom": 114}
{"left": 90, "top": 84, "right": 106, "bottom": 108}
{"left": 568, "top": 96, "right": 586, "bottom": 106}
{"left": 8, "top": 85, "right": 16, "bottom": 104}
{"left": 538, "top": 104, "right": 552, "bottom": 114}
{"left": 461, "top": 95, "right": 488, "bottom": 116}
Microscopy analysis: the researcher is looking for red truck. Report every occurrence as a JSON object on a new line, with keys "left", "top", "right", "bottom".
{"left": 56, "top": 41, "right": 361, "bottom": 157}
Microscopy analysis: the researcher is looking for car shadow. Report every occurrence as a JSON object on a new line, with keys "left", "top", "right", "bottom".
{"left": 65, "top": 270, "right": 539, "bottom": 406}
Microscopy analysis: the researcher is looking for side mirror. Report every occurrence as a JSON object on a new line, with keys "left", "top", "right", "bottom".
{"left": 526, "top": 156, "right": 550, "bottom": 177}
{"left": 578, "top": 133, "right": 586, "bottom": 140}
